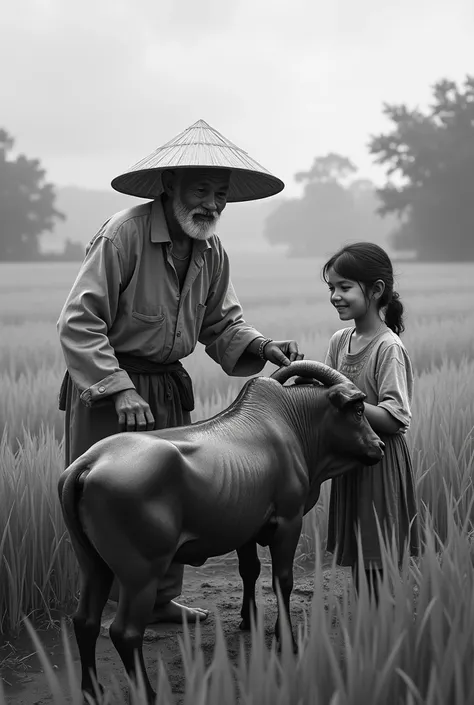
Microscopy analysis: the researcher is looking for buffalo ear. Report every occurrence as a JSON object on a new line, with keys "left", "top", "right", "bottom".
{"left": 328, "top": 383, "right": 366, "bottom": 410}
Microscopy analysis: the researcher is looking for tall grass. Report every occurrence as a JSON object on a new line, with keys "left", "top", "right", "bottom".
{"left": 0, "top": 429, "right": 77, "bottom": 634}
{"left": 2, "top": 312, "right": 474, "bottom": 444}
{"left": 6, "top": 495, "right": 474, "bottom": 705}
{"left": 410, "top": 357, "right": 474, "bottom": 540}
{"left": 1, "top": 258, "right": 474, "bottom": 699}
{"left": 1, "top": 359, "right": 472, "bottom": 636}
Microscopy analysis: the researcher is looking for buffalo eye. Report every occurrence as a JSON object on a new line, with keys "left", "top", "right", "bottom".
{"left": 354, "top": 405, "right": 364, "bottom": 419}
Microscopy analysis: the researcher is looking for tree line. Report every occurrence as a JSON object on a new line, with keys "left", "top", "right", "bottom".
{"left": 1, "top": 75, "right": 473, "bottom": 262}
{"left": 265, "top": 75, "right": 474, "bottom": 261}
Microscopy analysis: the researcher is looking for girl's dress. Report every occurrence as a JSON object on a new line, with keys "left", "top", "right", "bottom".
{"left": 325, "top": 325, "right": 419, "bottom": 568}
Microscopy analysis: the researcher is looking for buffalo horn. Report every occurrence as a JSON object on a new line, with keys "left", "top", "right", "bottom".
{"left": 270, "top": 360, "right": 350, "bottom": 387}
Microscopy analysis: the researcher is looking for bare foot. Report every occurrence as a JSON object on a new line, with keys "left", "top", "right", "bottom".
{"left": 149, "top": 600, "right": 209, "bottom": 624}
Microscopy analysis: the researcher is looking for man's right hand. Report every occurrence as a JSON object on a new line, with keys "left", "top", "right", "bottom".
{"left": 112, "top": 389, "right": 155, "bottom": 432}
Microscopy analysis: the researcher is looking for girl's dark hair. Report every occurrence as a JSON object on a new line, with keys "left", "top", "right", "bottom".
{"left": 322, "top": 242, "right": 405, "bottom": 336}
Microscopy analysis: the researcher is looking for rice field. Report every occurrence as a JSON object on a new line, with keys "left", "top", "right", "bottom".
{"left": 1, "top": 253, "right": 474, "bottom": 703}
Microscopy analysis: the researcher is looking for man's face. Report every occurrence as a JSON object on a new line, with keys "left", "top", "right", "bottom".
{"left": 171, "top": 168, "right": 230, "bottom": 240}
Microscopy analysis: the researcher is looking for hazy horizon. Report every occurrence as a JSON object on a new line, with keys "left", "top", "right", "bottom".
{"left": 2, "top": 0, "right": 473, "bottom": 199}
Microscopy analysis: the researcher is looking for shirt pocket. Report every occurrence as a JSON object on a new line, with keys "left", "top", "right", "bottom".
{"left": 130, "top": 308, "right": 167, "bottom": 358}
{"left": 131, "top": 311, "right": 166, "bottom": 324}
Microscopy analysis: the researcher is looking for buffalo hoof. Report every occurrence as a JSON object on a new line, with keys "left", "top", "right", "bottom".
{"left": 276, "top": 637, "right": 298, "bottom": 655}
{"left": 239, "top": 610, "right": 258, "bottom": 631}
{"left": 82, "top": 683, "right": 105, "bottom": 704}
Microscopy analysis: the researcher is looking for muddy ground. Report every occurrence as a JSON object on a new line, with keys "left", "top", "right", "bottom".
{"left": 1, "top": 556, "right": 350, "bottom": 704}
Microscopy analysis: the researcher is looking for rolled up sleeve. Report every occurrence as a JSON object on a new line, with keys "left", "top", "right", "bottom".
{"left": 198, "top": 245, "right": 266, "bottom": 377}
{"left": 57, "top": 234, "right": 135, "bottom": 406}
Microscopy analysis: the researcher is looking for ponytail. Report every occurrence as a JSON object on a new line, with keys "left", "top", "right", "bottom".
{"left": 384, "top": 291, "right": 405, "bottom": 336}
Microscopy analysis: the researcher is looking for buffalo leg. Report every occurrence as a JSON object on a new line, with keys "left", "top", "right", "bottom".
{"left": 237, "top": 540, "right": 261, "bottom": 630}
{"left": 109, "top": 579, "right": 159, "bottom": 704}
{"left": 268, "top": 515, "right": 303, "bottom": 651}
{"left": 73, "top": 559, "right": 114, "bottom": 700}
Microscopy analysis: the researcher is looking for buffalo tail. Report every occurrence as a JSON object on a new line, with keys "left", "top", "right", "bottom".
{"left": 58, "top": 455, "right": 98, "bottom": 564}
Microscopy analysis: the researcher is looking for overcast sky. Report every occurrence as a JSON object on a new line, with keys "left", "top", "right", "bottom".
{"left": 2, "top": 0, "right": 473, "bottom": 198}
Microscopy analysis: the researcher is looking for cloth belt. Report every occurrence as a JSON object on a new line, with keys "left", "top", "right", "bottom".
{"left": 58, "top": 353, "right": 195, "bottom": 412}
{"left": 116, "top": 353, "right": 195, "bottom": 411}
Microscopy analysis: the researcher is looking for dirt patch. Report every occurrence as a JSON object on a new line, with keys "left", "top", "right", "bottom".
{"left": 2, "top": 557, "right": 350, "bottom": 704}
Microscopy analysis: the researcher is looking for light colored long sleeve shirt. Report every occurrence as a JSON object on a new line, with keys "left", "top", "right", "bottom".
{"left": 57, "top": 198, "right": 266, "bottom": 407}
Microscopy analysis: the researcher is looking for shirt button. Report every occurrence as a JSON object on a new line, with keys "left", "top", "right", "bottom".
{"left": 98, "top": 386, "right": 106, "bottom": 393}
{"left": 177, "top": 331, "right": 181, "bottom": 337}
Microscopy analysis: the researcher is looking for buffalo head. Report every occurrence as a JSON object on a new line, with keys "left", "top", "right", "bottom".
{"left": 270, "top": 360, "right": 385, "bottom": 475}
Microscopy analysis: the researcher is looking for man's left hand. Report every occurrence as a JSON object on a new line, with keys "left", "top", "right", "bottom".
{"left": 264, "top": 340, "right": 304, "bottom": 367}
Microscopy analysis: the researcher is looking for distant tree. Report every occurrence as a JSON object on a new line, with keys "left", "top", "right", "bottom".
{"left": 369, "top": 75, "right": 474, "bottom": 261}
{"left": 0, "top": 128, "right": 65, "bottom": 260}
{"left": 294, "top": 153, "right": 357, "bottom": 185}
{"left": 263, "top": 153, "right": 392, "bottom": 257}
{"left": 62, "top": 238, "right": 85, "bottom": 260}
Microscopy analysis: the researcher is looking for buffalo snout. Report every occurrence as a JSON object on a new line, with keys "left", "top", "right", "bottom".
{"left": 363, "top": 434, "right": 385, "bottom": 465}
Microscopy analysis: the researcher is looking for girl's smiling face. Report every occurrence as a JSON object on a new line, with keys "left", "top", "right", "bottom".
{"left": 326, "top": 267, "right": 370, "bottom": 321}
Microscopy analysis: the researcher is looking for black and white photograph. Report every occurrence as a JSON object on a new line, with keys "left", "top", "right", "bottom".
{"left": 1, "top": 1, "right": 473, "bottom": 703}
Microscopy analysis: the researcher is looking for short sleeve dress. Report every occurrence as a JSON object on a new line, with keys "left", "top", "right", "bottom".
{"left": 324, "top": 325, "right": 419, "bottom": 569}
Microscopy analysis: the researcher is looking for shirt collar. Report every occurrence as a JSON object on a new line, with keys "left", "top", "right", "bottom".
{"left": 150, "top": 197, "right": 211, "bottom": 252}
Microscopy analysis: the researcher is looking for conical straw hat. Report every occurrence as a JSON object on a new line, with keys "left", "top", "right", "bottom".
{"left": 111, "top": 119, "right": 284, "bottom": 202}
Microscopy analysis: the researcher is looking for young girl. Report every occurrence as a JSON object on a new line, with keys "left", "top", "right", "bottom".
{"left": 322, "top": 242, "right": 419, "bottom": 601}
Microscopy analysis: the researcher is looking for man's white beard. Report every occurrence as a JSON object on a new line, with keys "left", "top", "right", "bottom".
{"left": 172, "top": 195, "right": 221, "bottom": 241}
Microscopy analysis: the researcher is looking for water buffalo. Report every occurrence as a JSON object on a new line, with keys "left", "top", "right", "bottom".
{"left": 58, "top": 360, "right": 384, "bottom": 702}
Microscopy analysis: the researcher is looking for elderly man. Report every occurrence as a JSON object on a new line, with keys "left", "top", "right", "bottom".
{"left": 57, "top": 119, "right": 303, "bottom": 626}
